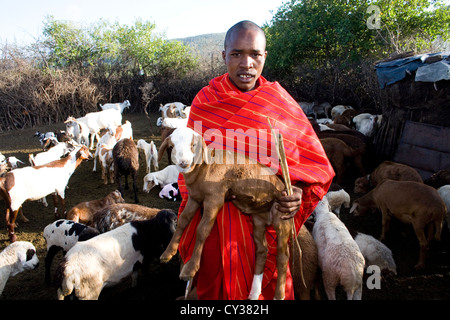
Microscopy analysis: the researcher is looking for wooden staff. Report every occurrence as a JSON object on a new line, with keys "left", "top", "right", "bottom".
{"left": 267, "top": 117, "right": 306, "bottom": 288}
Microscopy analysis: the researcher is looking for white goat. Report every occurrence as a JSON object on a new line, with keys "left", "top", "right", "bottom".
{"left": 137, "top": 139, "right": 159, "bottom": 173}
{"left": 65, "top": 117, "right": 90, "bottom": 147}
{"left": 56, "top": 210, "right": 177, "bottom": 300}
{"left": 100, "top": 100, "right": 131, "bottom": 113}
{"left": 0, "top": 145, "right": 93, "bottom": 242}
{"left": 312, "top": 197, "right": 365, "bottom": 300}
{"left": 29, "top": 141, "right": 74, "bottom": 167}
{"left": 93, "top": 128, "right": 117, "bottom": 172}
{"left": 330, "top": 105, "right": 353, "bottom": 120}
{"left": 161, "top": 117, "right": 188, "bottom": 129}
{"left": 65, "top": 109, "right": 122, "bottom": 150}
{"left": 143, "top": 165, "right": 179, "bottom": 192}
{"left": 0, "top": 241, "right": 39, "bottom": 296}
{"left": 160, "top": 102, "right": 186, "bottom": 118}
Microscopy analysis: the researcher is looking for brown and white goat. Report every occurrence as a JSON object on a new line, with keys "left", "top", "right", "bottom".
{"left": 350, "top": 179, "right": 446, "bottom": 270}
{"left": 158, "top": 127, "right": 293, "bottom": 300}
{"left": 354, "top": 160, "right": 423, "bottom": 194}
{"left": 65, "top": 190, "right": 125, "bottom": 225}
{"left": 113, "top": 138, "right": 139, "bottom": 204}
{"left": 0, "top": 146, "right": 93, "bottom": 242}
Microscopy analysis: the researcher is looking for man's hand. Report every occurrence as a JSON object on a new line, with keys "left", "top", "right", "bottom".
{"left": 273, "top": 185, "right": 303, "bottom": 220}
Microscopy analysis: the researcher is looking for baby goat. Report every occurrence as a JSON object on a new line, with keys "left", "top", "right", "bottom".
{"left": 158, "top": 127, "right": 292, "bottom": 300}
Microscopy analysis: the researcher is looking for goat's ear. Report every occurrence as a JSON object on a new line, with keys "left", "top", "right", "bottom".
{"left": 158, "top": 136, "right": 172, "bottom": 162}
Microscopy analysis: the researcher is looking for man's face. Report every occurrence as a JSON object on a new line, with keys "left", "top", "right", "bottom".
{"left": 222, "top": 29, "right": 267, "bottom": 92}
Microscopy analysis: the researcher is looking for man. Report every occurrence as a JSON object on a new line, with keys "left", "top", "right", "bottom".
{"left": 177, "top": 20, "right": 334, "bottom": 300}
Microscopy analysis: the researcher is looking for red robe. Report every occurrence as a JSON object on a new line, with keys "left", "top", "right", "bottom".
{"left": 177, "top": 74, "right": 334, "bottom": 300}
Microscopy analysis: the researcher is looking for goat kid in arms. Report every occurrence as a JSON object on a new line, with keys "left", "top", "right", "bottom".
{"left": 158, "top": 127, "right": 299, "bottom": 300}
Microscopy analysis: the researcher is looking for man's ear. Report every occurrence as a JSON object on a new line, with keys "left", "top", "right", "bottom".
{"left": 222, "top": 50, "right": 227, "bottom": 63}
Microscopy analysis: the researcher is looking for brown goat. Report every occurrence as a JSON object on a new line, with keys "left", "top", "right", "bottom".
{"left": 113, "top": 138, "right": 139, "bottom": 203}
{"left": 158, "top": 127, "right": 293, "bottom": 300}
{"left": 65, "top": 190, "right": 125, "bottom": 225}
{"left": 320, "top": 137, "right": 365, "bottom": 185}
{"left": 350, "top": 179, "right": 446, "bottom": 270}
{"left": 354, "top": 161, "right": 423, "bottom": 194}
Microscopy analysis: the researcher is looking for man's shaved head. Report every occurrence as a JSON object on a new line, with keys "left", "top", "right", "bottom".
{"left": 224, "top": 20, "right": 266, "bottom": 50}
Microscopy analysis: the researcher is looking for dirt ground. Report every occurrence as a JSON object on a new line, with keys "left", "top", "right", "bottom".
{"left": 0, "top": 112, "right": 449, "bottom": 301}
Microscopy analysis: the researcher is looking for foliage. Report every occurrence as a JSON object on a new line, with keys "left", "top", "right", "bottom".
{"left": 41, "top": 16, "right": 198, "bottom": 78}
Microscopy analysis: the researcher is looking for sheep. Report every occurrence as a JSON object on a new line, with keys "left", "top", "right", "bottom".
{"left": 64, "top": 117, "right": 90, "bottom": 147}
{"left": 93, "top": 203, "right": 175, "bottom": 233}
{"left": 65, "top": 190, "right": 125, "bottom": 225}
{"left": 159, "top": 182, "right": 181, "bottom": 201}
{"left": 65, "top": 109, "right": 122, "bottom": 150}
{"left": 312, "top": 197, "right": 365, "bottom": 300}
{"left": 55, "top": 209, "right": 177, "bottom": 300}
{"left": 0, "top": 145, "right": 93, "bottom": 242}
{"left": 325, "top": 187, "right": 350, "bottom": 218}
{"left": 437, "top": 185, "right": 450, "bottom": 231}
{"left": 143, "top": 164, "right": 179, "bottom": 193}
{"left": 350, "top": 179, "right": 446, "bottom": 270}
{"left": 43, "top": 219, "right": 100, "bottom": 285}
{"left": 354, "top": 161, "right": 423, "bottom": 194}
{"left": 350, "top": 230, "right": 397, "bottom": 277}
{"left": 137, "top": 139, "right": 159, "bottom": 173}
{"left": 100, "top": 100, "right": 131, "bottom": 113}
{"left": 0, "top": 241, "right": 39, "bottom": 296}
{"left": 157, "top": 126, "right": 293, "bottom": 300}
{"left": 320, "top": 137, "right": 366, "bottom": 185}
{"left": 113, "top": 138, "right": 139, "bottom": 203}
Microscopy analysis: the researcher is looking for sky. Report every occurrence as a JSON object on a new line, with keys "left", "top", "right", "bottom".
{"left": 0, "top": 0, "right": 287, "bottom": 45}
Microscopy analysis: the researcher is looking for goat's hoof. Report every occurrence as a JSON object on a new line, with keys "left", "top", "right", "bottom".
{"left": 179, "top": 262, "right": 198, "bottom": 281}
{"left": 9, "top": 233, "right": 17, "bottom": 243}
{"left": 160, "top": 251, "right": 174, "bottom": 263}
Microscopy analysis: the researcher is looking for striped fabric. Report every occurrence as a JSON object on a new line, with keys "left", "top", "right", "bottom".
{"left": 177, "top": 73, "right": 334, "bottom": 300}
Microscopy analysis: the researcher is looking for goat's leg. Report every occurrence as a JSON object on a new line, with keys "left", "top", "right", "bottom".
{"left": 248, "top": 214, "right": 268, "bottom": 300}
{"left": 7, "top": 208, "right": 19, "bottom": 242}
{"left": 179, "top": 199, "right": 223, "bottom": 281}
{"left": 413, "top": 224, "right": 428, "bottom": 270}
{"left": 160, "top": 197, "right": 202, "bottom": 263}
{"left": 272, "top": 214, "right": 293, "bottom": 300}
{"left": 132, "top": 174, "right": 139, "bottom": 204}
{"left": 379, "top": 209, "right": 391, "bottom": 241}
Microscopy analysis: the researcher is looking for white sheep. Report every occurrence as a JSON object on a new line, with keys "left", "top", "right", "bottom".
{"left": 0, "top": 145, "right": 93, "bottom": 242}
{"left": 143, "top": 165, "right": 179, "bottom": 192}
{"left": 312, "top": 197, "right": 365, "bottom": 300}
{"left": 0, "top": 241, "right": 39, "bottom": 296}
{"left": 55, "top": 209, "right": 177, "bottom": 300}
{"left": 437, "top": 185, "right": 450, "bottom": 231}
{"left": 137, "top": 139, "right": 159, "bottom": 173}
{"left": 353, "top": 231, "right": 397, "bottom": 276}
{"left": 43, "top": 219, "right": 100, "bottom": 285}
{"left": 100, "top": 100, "right": 131, "bottom": 113}
{"left": 325, "top": 188, "right": 350, "bottom": 218}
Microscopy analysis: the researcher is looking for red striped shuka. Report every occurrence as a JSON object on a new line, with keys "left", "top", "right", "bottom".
{"left": 177, "top": 73, "right": 334, "bottom": 300}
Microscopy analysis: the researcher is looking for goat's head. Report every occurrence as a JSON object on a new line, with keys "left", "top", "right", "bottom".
{"left": 143, "top": 174, "right": 158, "bottom": 193}
{"left": 76, "top": 145, "right": 93, "bottom": 161}
{"left": 158, "top": 127, "right": 206, "bottom": 173}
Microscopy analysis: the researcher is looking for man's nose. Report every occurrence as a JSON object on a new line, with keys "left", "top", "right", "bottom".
{"left": 240, "top": 55, "right": 253, "bottom": 68}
